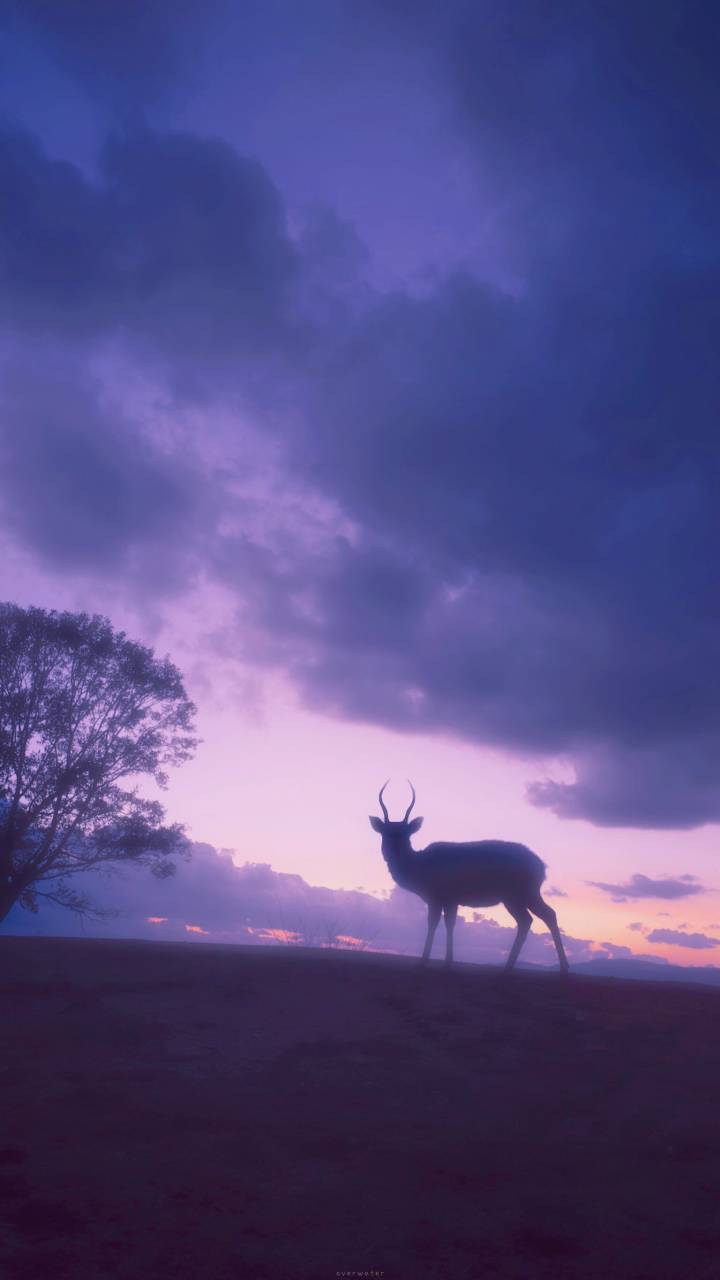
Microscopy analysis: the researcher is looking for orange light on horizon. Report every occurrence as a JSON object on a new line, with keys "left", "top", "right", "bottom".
{"left": 246, "top": 926, "right": 302, "bottom": 943}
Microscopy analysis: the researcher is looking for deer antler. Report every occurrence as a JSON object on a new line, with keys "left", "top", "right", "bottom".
{"left": 403, "top": 780, "right": 417, "bottom": 823}
{"left": 378, "top": 779, "right": 390, "bottom": 822}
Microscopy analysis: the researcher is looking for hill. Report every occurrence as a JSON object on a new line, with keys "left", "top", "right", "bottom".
{"left": 1, "top": 936, "right": 719, "bottom": 1279}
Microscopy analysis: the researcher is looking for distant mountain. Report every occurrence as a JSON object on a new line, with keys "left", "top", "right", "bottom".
{"left": 568, "top": 957, "right": 720, "bottom": 987}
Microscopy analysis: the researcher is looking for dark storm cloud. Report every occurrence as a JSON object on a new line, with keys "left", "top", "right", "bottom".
{"left": 645, "top": 928, "right": 719, "bottom": 951}
{"left": 0, "top": 352, "right": 202, "bottom": 582}
{"left": 3, "top": 2, "right": 720, "bottom": 827}
{"left": 275, "top": 1, "right": 720, "bottom": 827}
{"left": 4, "top": 0, "right": 224, "bottom": 106}
{"left": 380, "top": 0, "right": 720, "bottom": 268}
{"left": 527, "top": 739, "right": 720, "bottom": 830}
{"left": 0, "top": 125, "right": 299, "bottom": 380}
{"left": 587, "top": 874, "right": 707, "bottom": 903}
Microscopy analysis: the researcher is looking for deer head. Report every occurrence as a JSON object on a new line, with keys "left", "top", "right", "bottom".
{"left": 369, "top": 780, "right": 424, "bottom": 850}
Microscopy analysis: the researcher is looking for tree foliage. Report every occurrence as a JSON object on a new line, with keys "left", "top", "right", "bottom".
{"left": 0, "top": 603, "right": 198, "bottom": 925}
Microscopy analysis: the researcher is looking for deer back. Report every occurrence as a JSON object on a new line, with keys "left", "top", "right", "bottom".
{"left": 413, "top": 839, "right": 546, "bottom": 907}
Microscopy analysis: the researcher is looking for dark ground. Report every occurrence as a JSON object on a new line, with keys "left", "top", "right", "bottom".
{"left": 1, "top": 936, "right": 719, "bottom": 1280}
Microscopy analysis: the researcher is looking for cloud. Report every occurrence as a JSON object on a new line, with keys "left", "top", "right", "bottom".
{"left": 590, "top": 942, "right": 636, "bottom": 961}
{"left": 0, "top": 352, "right": 202, "bottom": 583}
{"left": 383, "top": 0, "right": 720, "bottom": 273}
{"left": 5, "top": 0, "right": 225, "bottom": 107}
{"left": 587, "top": 874, "right": 707, "bottom": 903}
{"left": 283, "top": 254, "right": 720, "bottom": 826}
{"left": 0, "top": 125, "right": 299, "bottom": 379}
{"left": 646, "top": 928, "right": 720, "bottom": 951}
{"left": 2, "top": 3, "right": 720, "bottom": 828}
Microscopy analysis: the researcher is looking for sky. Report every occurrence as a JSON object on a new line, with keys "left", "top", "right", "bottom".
{"left": 2, "top": 0, "right": 720, "bottom": 966}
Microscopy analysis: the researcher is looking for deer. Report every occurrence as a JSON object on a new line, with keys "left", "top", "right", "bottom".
{"left": 370, "top": 781, "right": 569, "bottom": 973}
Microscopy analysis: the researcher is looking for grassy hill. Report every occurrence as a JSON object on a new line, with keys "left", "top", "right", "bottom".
{"left": 1, "top": 936, "right": 719, "bottom": 1279}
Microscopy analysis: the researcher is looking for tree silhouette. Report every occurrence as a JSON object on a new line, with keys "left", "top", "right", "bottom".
{"left": 0, "top": 604, "right": 198, "bottom": 926}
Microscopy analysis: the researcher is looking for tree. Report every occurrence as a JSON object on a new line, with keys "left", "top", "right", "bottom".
{"left": 0, "top": 604, "right": 198, "bottom": 927}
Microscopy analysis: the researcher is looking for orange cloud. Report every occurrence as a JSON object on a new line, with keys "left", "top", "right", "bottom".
{"left": 246, "top": 926, "right": 302, "bottom": 943}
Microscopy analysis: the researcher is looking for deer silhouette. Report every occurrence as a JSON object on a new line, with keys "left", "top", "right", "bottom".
{"left": 370, "top": 781, "right": 569, "bottom": 973}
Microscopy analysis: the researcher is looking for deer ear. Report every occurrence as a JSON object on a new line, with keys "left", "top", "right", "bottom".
{"left": 369, "top": 816, "right": 385, "bottom": 833}
{"left": 407, "top": 816, "right": 424, "bottom": 834}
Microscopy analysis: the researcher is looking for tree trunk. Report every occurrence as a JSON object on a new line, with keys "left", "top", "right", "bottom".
{"left": 0, "top": 883, "right": 22, "bottom": 926}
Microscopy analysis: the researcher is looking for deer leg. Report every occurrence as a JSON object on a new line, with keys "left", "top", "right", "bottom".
{"left": 443, "top": 904, "right": 458, "bottom": 965}
{"left": 502, "top": 902, "right": 532, "bottom": 972}
{"left": 529, "top": 894, "right": 570, "bottom": 973}
{"left": 421, "top": 902, "right": 442, "bottom": 963}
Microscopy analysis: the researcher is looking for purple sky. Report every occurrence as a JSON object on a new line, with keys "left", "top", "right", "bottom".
{"left": 2, "top": 1, "right": 720, "bottom": 964}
